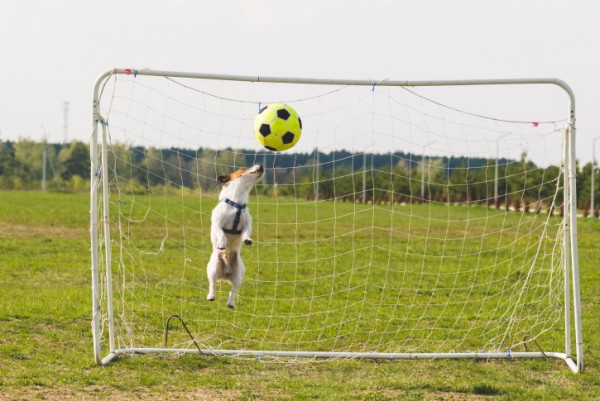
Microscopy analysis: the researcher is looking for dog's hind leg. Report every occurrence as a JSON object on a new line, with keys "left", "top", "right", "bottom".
{"left": 206, "top": 253, "right": 220, "bottom": 301}
{"left": 227, "top": 278, "right": 240, "bottom": 309}
{"left": 227, "top": 253, "right": 245, "bottom": 309}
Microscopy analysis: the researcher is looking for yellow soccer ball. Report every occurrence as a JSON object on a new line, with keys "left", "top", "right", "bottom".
{"left": 254, "top": 103, "right": 302, "bottom": 152}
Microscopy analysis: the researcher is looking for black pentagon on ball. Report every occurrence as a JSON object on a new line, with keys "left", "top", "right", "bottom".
{"left": 277, "top": 108, "right": 291, "bottom": 120}
{"left": 264, "top": 145, "right": 277, "bottom": 151}
{"left": 282, "top": 131, "right": 295, "bottom": 144}
{"left": 259, "top": 123, "right": 271, "bottom": 137}
{"left": 298, "top": 117, "right": 302, "bottom": 129}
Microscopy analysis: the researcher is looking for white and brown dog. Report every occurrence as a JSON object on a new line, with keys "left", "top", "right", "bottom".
{"left": 207, "top": 164, "right": 264, "bottom": 308}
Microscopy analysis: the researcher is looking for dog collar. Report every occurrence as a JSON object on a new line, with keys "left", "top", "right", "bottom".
{"left": 222, "top": 198, "right": 246, "bottom": 235}
{"left": 223, "top": 198, "right": 246, "bottom": 210}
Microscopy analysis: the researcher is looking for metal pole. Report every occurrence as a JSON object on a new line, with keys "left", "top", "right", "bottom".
{"left": 100, "top": 122, "right": 116, "bottom": 354}
{"left": 63, "top": 101, "right": 70, "bottom": 144}
{"left": 102, "top": 347, "right": 575, "bottom": 369}
{"left": 103, "top": 69, "right": 573, "bottom": 93}
{"left": 563, "top": 130, "right": 571, "bottom": 359}
{"left": 90, "top": 92, "right": 102, "bottom": 366}
{"left": 42, "top": 141, "right": 47, "bottom": 192}
{"left": 90, "top": 69, "right": 114, "bottom": 365}
{"left": 567, "top": 122, "right": 584, "bottom": 372}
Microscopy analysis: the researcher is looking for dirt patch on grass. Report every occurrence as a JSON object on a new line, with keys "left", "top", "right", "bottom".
{"left": 0, "top": 223, "right": 85, "bottom": 239}
{"left": 425, "top": 392, "right": 496, "bottom": 401}
{"left": 0, "top": 386, "right": 244, "bottom": 401}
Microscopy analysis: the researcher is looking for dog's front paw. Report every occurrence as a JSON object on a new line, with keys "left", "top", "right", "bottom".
{"left": 243, "top": 238, "right": 253, "bottom": 246}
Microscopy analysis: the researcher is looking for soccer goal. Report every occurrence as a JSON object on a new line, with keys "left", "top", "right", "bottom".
{"left": 90, "top": 68, "right": 583, "bottom": 372}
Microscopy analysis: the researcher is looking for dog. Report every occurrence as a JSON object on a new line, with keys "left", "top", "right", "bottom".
{"left": 206, "top": 164, "right": 264, "bottom": 308}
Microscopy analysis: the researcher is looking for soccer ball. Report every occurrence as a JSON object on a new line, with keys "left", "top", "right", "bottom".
{"left": 253, "top": 103, "right": 302, "bottom": 152}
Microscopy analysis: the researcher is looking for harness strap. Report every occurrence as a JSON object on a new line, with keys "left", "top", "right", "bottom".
{"left": 222, "top": 198, "right": 246, "bottom": 235}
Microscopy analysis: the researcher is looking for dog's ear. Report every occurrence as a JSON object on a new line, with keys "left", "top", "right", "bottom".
{"left": 217, "top": 175, "right": 230, "bottom": 184}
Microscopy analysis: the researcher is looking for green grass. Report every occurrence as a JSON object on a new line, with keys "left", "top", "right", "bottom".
{"left": 105, "top": 190, "right": 565, "bottom": 355}
{"left": 0, "top": 191, "right": 599, "bottom": 400}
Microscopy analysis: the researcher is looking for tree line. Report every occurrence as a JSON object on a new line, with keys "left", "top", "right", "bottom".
{"left": 1, "top": 139, "right": 598, "bottom": 212}
{"left": 0, "top": 140, "right": 90, "bottom": 191}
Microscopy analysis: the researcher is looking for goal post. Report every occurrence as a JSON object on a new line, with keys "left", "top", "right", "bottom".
{"left": 90, "top": 68, "right": 583, "bottom": 372}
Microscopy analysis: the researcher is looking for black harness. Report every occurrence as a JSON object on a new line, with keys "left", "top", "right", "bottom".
{"left": 222, "top": 198, "right": 246, "bottom": 235}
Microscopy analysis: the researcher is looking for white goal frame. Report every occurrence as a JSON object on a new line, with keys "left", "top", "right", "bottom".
{"left": 90, "top": 68, "right": 584, "bottom": 372}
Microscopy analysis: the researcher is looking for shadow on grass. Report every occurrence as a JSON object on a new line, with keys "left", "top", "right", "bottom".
{"left": 472, "top": 384, "right": 502, "bottom": 396}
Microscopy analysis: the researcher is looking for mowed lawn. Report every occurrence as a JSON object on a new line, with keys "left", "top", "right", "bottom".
{"left": 0, "top": 191, "right": 599, "bottom": 400}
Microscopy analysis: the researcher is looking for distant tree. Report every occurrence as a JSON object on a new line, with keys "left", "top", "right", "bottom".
{"left": 13, "top": 139, "right": 45, "bottom": 183}
{"left": 391, "top": 158, "right": 412, "bottom": 200}
{"left": 60, "top": 141, "right": 90, "bottom": 181}
{"left": 0, "top": 141, "right": 17, "bottom": 177}
{"left": 577, "top": 162, "right": 592, "bottom": 209}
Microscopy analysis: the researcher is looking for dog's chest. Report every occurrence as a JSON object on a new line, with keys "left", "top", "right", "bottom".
{"left": 217, "top": 203, "right": 248, "bottom": 232}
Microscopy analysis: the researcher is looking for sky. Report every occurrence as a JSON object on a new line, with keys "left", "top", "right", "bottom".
{"left": 1, "top": 0, "right": 600, "bottom": 162}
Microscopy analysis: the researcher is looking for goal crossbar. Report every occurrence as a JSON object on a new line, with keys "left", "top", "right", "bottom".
{"left": 90, "top": 68, "right": 584, "bottom": 373}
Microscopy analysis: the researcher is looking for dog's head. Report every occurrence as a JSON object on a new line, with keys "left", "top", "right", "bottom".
{"left": 217, "top": 165, "right": 264, "bottom": 192}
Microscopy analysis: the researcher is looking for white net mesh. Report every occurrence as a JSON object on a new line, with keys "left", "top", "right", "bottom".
{"left": 95, "top": 72, "right": 569, "bottom": 358}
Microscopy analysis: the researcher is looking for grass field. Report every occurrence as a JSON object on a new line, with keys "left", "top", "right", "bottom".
{"left": 1, "top": 191, "right": 599, "bottom": 400}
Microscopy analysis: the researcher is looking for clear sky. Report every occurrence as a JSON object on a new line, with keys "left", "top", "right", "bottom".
{"left": 1, "top": 0, "right": 599, "bottom": 162}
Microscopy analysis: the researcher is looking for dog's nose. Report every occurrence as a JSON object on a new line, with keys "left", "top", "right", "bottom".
{"left": 257, "top": 165, "right": 264, "bottom": 173}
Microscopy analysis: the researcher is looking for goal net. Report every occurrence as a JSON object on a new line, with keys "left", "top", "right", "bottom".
{"left": 90, "top": 69, "right": 583, "bottom": 371}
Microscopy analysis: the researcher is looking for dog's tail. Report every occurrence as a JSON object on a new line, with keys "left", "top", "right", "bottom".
{"left": 218, "top": 251, "right": 238, "bottom": 275}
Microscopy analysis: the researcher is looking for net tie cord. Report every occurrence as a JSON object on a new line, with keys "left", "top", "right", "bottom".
{"left": 222, "top": 198, "right": 246, "bottom": 235}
